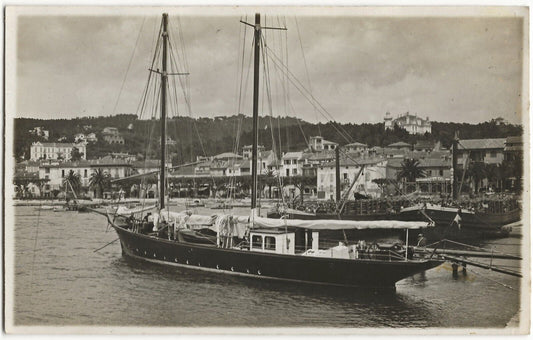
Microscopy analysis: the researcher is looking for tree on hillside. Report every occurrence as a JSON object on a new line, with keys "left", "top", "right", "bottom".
{"left": 89, "top": 168, "right": 110, "bottom": 198}
{"left": 397, "top": 159, "right": 425, "bottom": 182}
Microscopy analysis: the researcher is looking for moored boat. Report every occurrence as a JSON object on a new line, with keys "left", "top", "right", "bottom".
{"left": 99, "top": 13, "right": 444, "bottom": 290}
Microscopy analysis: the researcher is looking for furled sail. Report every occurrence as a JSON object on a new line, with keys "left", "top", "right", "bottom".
{"left": 252, "top": 217, "right": 432, "bottom": 230}
{"left": 157, "top": 209, "right": 431, "bottom": 230}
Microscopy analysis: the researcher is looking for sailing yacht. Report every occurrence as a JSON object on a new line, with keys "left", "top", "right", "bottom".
{"left": 100, "top": 13, "right": 443, "bottom": 289}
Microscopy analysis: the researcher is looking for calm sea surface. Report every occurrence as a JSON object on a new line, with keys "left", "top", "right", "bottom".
{"left": 11, "top": 205, "right": 522, "bottom": 328}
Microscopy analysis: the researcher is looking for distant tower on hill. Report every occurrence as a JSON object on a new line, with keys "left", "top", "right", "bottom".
{"left": 384, "top": 112, "right": 393, "bottom": 130}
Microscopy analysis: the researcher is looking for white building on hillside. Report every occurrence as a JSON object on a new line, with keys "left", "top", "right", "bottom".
{"left": 384, "top": 112, "right": 431, "bottom": 134}
{"left": 308, "top": 136, "right": 338, "bottom": 152}
{"left": 30, "top": 142, "right": 87, "bottom": 161}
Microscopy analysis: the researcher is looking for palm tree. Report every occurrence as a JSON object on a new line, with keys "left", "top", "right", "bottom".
{"left": 397, "top": 158, "right": 425, "bottom": 182}
{"left": 63, "top": 170, "right": 81, "bottom": 197}
{"left": 89, "top": 168, "right": 110, "bottom": 198}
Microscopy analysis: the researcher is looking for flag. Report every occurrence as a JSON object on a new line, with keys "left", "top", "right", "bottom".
{"left": 453, "top": 212, "right": 462, "bottom": 230}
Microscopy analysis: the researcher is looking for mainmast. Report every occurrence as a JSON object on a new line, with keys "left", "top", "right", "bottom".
{"left": 251, "top": 13, "right": 261, "bottom": 210}
{"left": 159, "top": 13, "right": 169, "bottom": 209}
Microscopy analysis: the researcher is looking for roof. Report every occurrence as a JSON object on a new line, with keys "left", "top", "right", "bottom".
{"left": 40, "top": 160, "right": 92, "bottom": 168}
{"left": 213, "top": 152, "right": 243, "bottom": 160}
{"left": 458, "top": 138, "right": 506, "bottom": 150}
{"left": 132, "top": 160, "right": 160, "bottom": 168}
{"left": 322, "top": 156, "right": 385, "bottom": 168}
{"left": 387, "top": 142, "right": 411, "bottom": 148}
{"left": 228, "top": 159, "right": 250, "bottom": 169}
{"left": 505, "top": 136, "right": 522, "bottom": 144}
{"left": 418, "top": 158, "right": 451, "bottom": 168}
{"left": 31, "top": 142, "right": 81, "bottom": 148}
{"left": 259, "top": 150, "right": 275, "bottom": 158}
{"left": 414, "top": 140, "right": 435, "bottom": 149}
{"left": 322, "top": 140, "right": 338, "bottom": 145}
{"left": 307, "top": 150, "right": 335, "bottom": 161}
{"left": 345, "top": 142, "right": 367, "bottom": 147}
{"left": 282, "top": 151, "right": 303, "bottom": 160}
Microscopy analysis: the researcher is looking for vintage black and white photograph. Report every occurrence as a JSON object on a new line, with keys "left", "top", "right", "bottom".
{"left": 3, "top": 5, "right": 530, "bottom": 334}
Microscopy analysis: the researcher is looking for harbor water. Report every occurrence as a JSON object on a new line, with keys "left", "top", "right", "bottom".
{"left": 10, "top": 205, "right": 522, "bottom": 328}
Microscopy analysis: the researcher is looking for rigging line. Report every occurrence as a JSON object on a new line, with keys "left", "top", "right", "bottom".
{"left": 265, "top": 41, "right": 309, "bottom": 149}
{"left": 263, "top": 28, "right": 286, "bottom": 203}
{"left": 294, "top": 16, "right": 321, "bottom": 136}
{"left": 234, "top": 16, "right": 246, "bottom": 118}
{"left": 263, "top": 45, "right": 353, "bottom": 144}
{"left": 112, "top": 16, "right": 147, "bottom": 116}
{"left": 136, "top": 20, "right": 163, "bottom": 119}
{"left": 265, "top": 51, "right": 353, "bottom": 145}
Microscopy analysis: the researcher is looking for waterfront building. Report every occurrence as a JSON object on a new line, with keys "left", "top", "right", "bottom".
{"left": 281, "top": 151, "right": 305, "bottom": 177}
{"left": 413, "top": 140, "right": 435, "bottom": 152}
{"left": 38, "top": 158, "right": 133, "bottom": 194}
{"left": 317, "top": 156, "right": 387, "bottom": 200}
{"left": 457, "top": 138, "right": 506, "bottom": 165}
{"left": 344, "top": 142, "right": 368, "bottom": 154}
{"left": 384, "top": 112, "right": 431, "bottom": 134}
{"left": 30, "top": 142, "right": 87, "bottom": 161}
{"left": 504, "top": 136, "right": 523, "bottom": 161}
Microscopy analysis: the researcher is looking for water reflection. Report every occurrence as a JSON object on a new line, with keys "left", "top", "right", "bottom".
{"left": 117, "top": 256, "right": 438, "bottom": 327}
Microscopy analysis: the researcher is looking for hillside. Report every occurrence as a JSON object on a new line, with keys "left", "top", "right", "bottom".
{"left": 13, "top": 114, "right": 523, "bottom": 164}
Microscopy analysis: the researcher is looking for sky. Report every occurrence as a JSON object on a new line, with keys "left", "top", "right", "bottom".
{"left": 11, "top": 7, "right": 527, "bottom": 125}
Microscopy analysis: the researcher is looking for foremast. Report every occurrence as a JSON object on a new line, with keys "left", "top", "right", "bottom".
{"left": 246, "top": 13, "right": 286, "bottom": 217}
{"left": 159, "top": 13, "right": 169, "bottom": 210}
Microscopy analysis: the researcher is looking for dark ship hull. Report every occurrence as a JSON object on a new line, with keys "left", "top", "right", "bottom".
{"left": 398, "top": 206, "right": 518, "bottom": 240}
{"left": 112, "top": 225, "right": 442, "bottom": 289}
{"left": 267, "top": 206, "right": 518, "bottom": 242}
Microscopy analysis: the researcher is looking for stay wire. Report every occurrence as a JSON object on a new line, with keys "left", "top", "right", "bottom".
{"left": 264, "top": 44, "right": 353, "bottom": 144}
{"left": 113, "top": 16, "right": 147, "bottom": 116}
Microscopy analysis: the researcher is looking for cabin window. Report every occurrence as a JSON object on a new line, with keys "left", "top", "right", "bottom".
{"left": 252, "top": 235, "right": 262, "bottom": 249}
{"left": 84, "top": 169, "right": 88, "bottom": 177}
{"left": 264, "top": 236, "right": 276, "bottom": 251}
{"left": 439, "top": 170, "right": 444, "bottom": 176}
{"left": 61, "top": 170, "right": 65, "bottom": 177}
